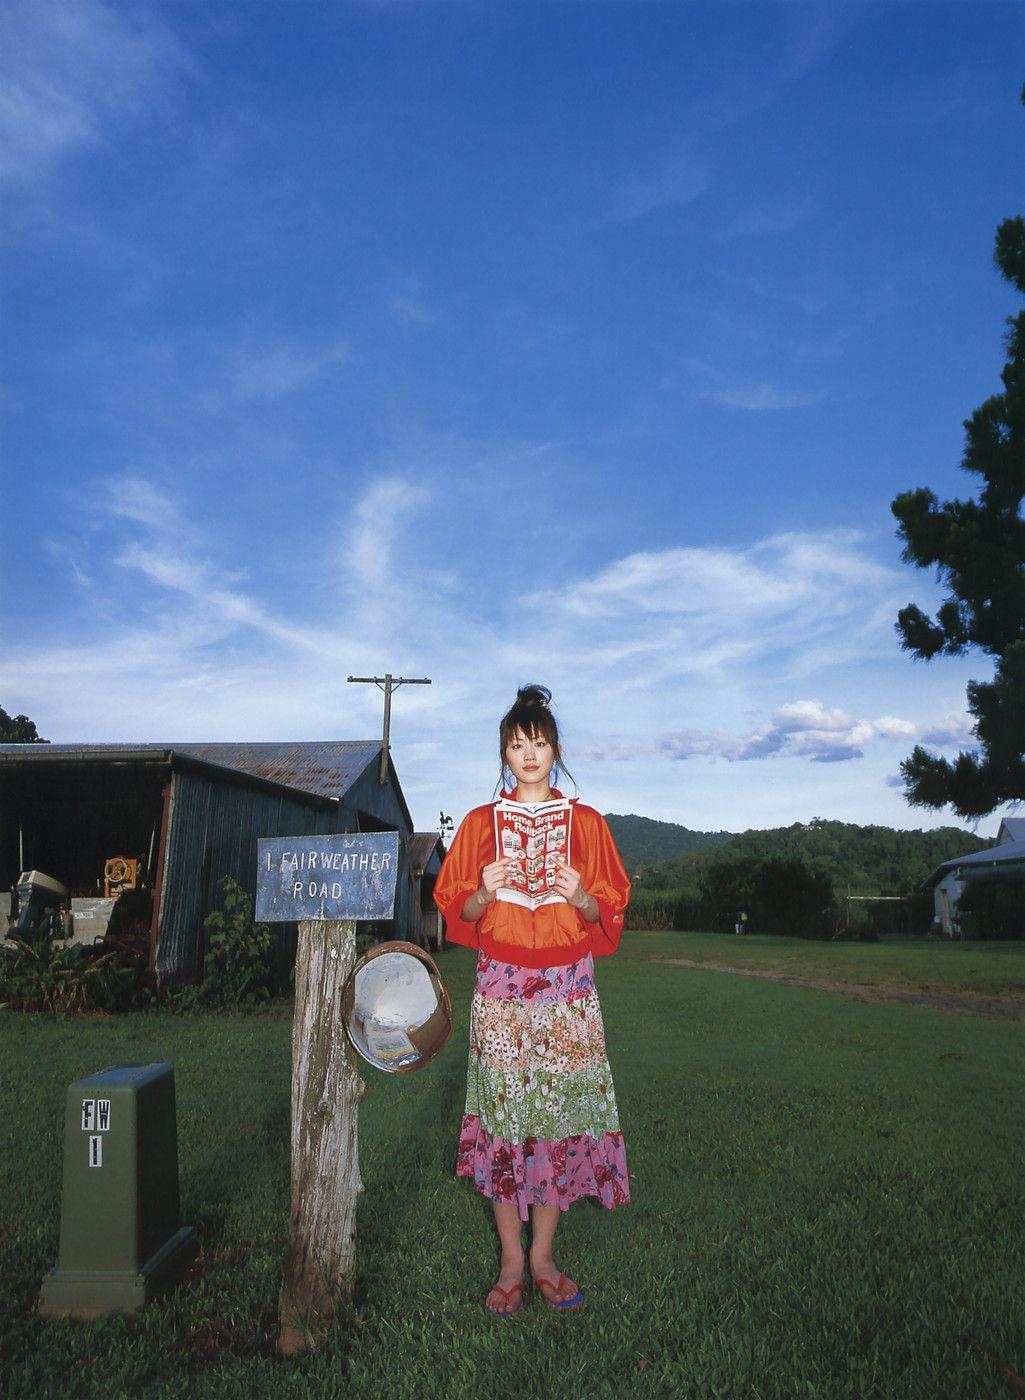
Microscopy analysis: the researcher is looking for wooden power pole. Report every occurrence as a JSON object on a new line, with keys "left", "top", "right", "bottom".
{"left": 347, "top": 673, "right": 431, "bottom": 784}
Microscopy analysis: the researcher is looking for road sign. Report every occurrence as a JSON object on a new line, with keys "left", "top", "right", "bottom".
{"left": 256, "top": 833, "right": 399, "bottom": 923}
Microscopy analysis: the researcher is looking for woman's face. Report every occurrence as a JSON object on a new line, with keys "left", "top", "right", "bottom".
{"left": 504, "top": 726, "right": 556, "bottom": 789}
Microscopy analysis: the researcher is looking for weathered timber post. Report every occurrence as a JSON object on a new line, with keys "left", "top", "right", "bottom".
{"left": 278, "top": 918, "right": 365, "bottom": 1357}
{"left": 256, "top": 832, "right": 399, "bottom": 1360}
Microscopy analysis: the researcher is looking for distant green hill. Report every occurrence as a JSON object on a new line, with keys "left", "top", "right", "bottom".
{"left": 603, "top": 813, "right": 733, "bottom": 870}
{"left": 633, "top": 818, "right": 991, "bottom": 897}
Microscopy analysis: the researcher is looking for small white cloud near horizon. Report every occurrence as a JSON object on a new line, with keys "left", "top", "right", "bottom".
{"left": 580, "top": 699, "right": 971, "bottom": 766}
{"left": 920, "top": 712, "right": 978, "bottom": 746}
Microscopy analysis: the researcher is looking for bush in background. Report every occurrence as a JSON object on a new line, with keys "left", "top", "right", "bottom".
{"left": 699, "top": 855, "right": 837, "bottom": 938}
{"left": 843, "top": 891, "right": 935, "bottom": 939}
{"left": 0, "top": 939, "right": 151, "bottom": 1015}
{"left": 626, "top": 860, "right": 838, "bottom": 937}
{"left": 175, "top": 876, "right": 287, "bottom": 1010}
{"left": 958, "top": 879, "right": 1025, "bottom": 940}
{"left": 624, "top": 888, "right": 679, "bottom": 930}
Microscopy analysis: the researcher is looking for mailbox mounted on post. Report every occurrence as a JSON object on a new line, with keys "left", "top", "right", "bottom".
{"left": 38, "top": 1063, "right": 196, "bottom": 1320}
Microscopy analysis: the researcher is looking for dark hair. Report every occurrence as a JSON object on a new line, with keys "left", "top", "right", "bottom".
{"left": 496, "top": 684, "right": 576, "bottom": 794}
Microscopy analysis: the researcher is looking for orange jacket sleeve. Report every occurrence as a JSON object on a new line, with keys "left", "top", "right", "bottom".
{"left": 579, "top": 808, "right": 631, "bottom": 955}
{"left": 433, "top": 806, "right": 493, "bottom": 950}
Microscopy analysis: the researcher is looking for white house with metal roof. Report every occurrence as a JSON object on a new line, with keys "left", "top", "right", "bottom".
{"left": 923, "top": 817, "right": 1025, "bottom": 935}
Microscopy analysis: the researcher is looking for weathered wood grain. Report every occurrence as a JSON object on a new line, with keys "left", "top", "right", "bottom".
{"left": 277, "top": 918, "right": 364, "bottom": 1358}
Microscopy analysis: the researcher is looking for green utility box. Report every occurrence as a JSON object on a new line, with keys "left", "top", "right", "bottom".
{"left": 38, "top": 1063, "right": 197, "bottom": 1319}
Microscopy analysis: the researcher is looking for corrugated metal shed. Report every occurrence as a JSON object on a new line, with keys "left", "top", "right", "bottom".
{"left": 409, "top": 832, "right": 445, "bottom": 876}
{"left": 406, "top": 832, "right": 446, "bottom": 952}
{"left": 0, "top": 740, "right": 382, "bottom": 802}
{"left": 0, "top": 740, "right": 420, "bottom": 983}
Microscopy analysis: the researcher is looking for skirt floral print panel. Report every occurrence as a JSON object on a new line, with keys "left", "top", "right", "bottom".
{"left": 457, "top": 952, "right": 630, "bottom": 1223}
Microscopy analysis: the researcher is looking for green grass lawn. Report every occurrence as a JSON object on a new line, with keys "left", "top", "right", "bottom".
{"left": 2, "top": 931, "right": 1023, "bottom": 1398}
{"left": 639, "top": 929, "right": 1025, "bottom": 996}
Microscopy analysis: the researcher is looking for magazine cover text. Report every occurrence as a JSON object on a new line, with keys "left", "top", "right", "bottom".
{"left": 493, "top": 799, "right": 574, "bottom": 910}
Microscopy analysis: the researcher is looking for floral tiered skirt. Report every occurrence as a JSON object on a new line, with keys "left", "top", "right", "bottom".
{"left": 456, "top": 951, "right": 630, "bottom": 1222}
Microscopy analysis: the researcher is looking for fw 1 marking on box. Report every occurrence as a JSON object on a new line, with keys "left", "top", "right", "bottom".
{"left": 256, "top": 833, "right": 399, "bottom": 922}
{"left": 81, "top": 1099, "right": 111, "bottom": 1131}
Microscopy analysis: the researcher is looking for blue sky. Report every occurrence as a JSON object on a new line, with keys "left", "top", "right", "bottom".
{"left": 2, "top": 0, "right": 1022, "bottom": 836}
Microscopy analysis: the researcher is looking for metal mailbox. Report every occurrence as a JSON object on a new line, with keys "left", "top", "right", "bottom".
{"left": 38, "top": 1062, "right": 197, "bottom": 1319}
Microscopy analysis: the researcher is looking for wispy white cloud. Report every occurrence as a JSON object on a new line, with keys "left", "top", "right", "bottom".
{"left": 385, "top": 270, "right": 438, "bottom": 327}
{"left": 719, "top": 270, "right": 823, "bottom": 317}
{"left": 389, "top": 296, "right": 436, "bottom": 327}
{"left": 12, "top": 471, "right": 972, "bottom": 829}
{"left": 608, "top": 7, "right": 834, "bottom": 231}
{"left": 342, "top": 475, "right": 433, "bottom": 594}
{"left": 548, "top": 531, "right": 892, "bottom": 628}
{"left": 682, "top": 354, "right": 822, "bottom": 413}
{"left": 722, "top": 197, "right": 815, "bottom": 239}
{"left": 224, "top": 340, "right": 351, "bottom": 400}
{"left": 114, "top": 543, "right": 323, "bottom": 650}
{"left": 43, "top": 540, "right": 92, "bottom": 587}
{"left": 695, "top": 381, "right": 820, "bottom": 412}
{"left": 11, "top": 472, "right": 433, "bottom": 743}
{"left": 0, "top": 0, "right": 191, "bottom": 188}
{"left": 611, "top": 143, "right": 710, "bottom": 223}
{"left": 103, "top": 475, "right": 180, "bottom": 529}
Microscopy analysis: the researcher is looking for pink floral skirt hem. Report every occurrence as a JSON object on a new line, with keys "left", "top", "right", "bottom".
{"left": 456, "top": 1112, "right": 630, "bottom": 1223}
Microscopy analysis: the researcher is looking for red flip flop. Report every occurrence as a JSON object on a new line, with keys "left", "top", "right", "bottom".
{"left": 531, "top": 1271, "right": 584, "bottom": 1310}
{"left": 486, "top": 1279, "right": 524, "bottom": 1316}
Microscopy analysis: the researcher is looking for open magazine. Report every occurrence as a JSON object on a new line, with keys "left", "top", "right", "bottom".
{"left": 493, "top": 797, "right": 574, "bottom": 910}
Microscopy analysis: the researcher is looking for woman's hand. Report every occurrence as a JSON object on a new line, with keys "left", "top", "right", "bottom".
{"left": 551, "top": 854, "right": 589, "bottom": 909}
{"left": 479, "top": 858, "right": 516, "bottom": 903}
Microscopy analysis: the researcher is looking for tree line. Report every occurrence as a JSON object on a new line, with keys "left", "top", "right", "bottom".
{"left": 611, "top": 817, "right": 991, "bottom": 938}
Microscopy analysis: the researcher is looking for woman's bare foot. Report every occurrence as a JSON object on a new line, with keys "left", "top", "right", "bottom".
{"left": 486, "top": 1253, "right": 526, "bottom": 1314}
{"left": 529, "top": 1250, "right": 581, "bottom": 1305}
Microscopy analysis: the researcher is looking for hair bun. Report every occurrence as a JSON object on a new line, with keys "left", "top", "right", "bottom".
{"left": 516, "top": 684, "right": 551, "bottom": 709}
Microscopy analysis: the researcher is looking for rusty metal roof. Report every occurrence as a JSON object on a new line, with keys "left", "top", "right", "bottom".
{"left": 409, "top": 832, "right": 445, "bottom": 874}
{"left": 0, "top": 740, "right": 382, "bottom": 803}
{"left": 175, "top": 741, "right": 382, "bottom": 800}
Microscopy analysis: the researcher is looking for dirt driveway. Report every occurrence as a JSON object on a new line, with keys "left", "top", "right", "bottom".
{"left": 652, "top": 956, "right": 1025, "bottom": 1022}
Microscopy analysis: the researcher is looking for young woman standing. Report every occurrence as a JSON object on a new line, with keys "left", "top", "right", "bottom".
{"left": 433, "top": 684, "right": 631, "bottom": 1314}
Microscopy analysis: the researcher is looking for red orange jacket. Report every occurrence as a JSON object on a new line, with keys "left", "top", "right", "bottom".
{"left": 433, "top": 789, "right": 631, "bottom": 969}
